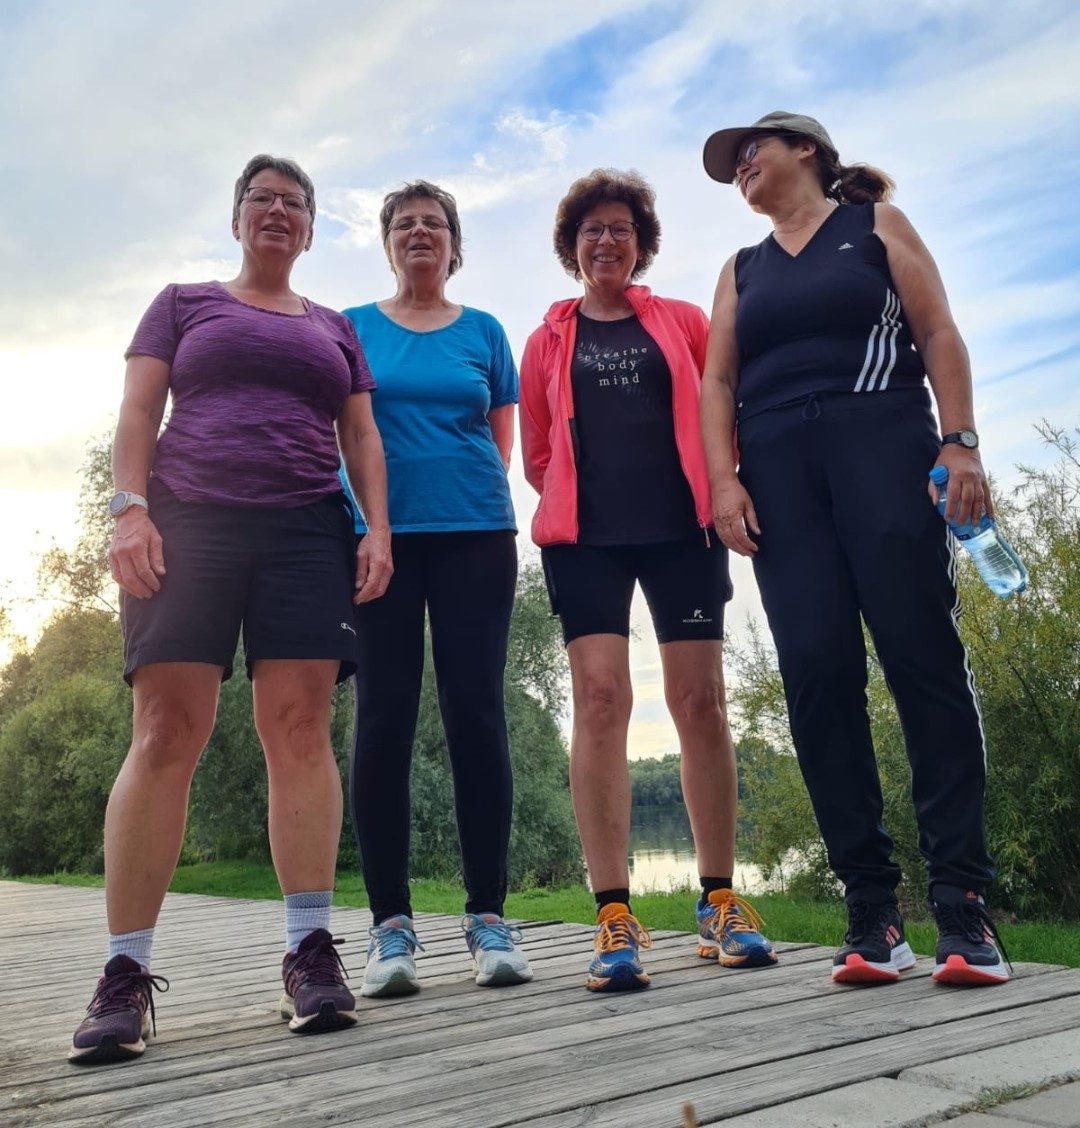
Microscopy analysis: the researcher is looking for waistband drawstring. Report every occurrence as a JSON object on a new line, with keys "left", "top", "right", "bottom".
{"left": 801, "top": 393, "right": 821, "bottom": 421}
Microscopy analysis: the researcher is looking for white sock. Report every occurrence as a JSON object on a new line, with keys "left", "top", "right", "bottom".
{"left": 284, "top": 891, "right": 332, "bottom": 953}
{"left": 108, "top": 927, "right": 154, "bottom": 970}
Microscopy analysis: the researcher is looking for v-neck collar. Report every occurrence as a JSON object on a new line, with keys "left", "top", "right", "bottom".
{"left": 767, "top": 205, "right": 842, "bottom": 261}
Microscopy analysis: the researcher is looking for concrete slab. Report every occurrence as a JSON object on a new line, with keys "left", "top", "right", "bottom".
{"left": 944, "top": 1116, "right": 1034, "bottom": 1127}
{"left": 987, "top": 1082, "right": 1080, "bottom": 1127}
{"left": 717, "top": 1078, "right": 967, "bottom": 1127}
{"left": 899, "top": 1031, "right": 1080, "bottom": 1096}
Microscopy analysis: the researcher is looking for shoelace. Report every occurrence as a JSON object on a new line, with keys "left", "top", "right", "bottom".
{"left": 86, "top": 968, "right": 169, "bottom": 1036}
{"left": 595, "top": 913, "right": 653, "bottom": 955}
{"left": 285, "top": 936, "right": 350, "bottom": 990}
{"left": 463, "top": 917, "right": 524, "bottom": 952}
{"left": 706, "top": 892, "right": 767, "bottom": 935}
{"left": 935, "top": 901, "right": 1013, "bottom": 971}
{"left": 844, "top": 900, "right": 893, "bottom": 944}
{"left": 370, "top": 922, "right": 424, "bottom": 960}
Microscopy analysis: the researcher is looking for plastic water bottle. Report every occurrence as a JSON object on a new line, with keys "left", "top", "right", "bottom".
{"left": 929, "top": 466, "right": 1027, "bottom": 598}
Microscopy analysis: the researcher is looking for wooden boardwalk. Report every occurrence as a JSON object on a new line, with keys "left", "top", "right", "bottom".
{"left": 3, "top": 881, "right": 1080, "bottom": 1127}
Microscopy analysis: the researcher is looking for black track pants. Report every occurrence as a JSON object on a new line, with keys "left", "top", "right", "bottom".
{"left": 737, "top": 388, "right": 995, "bottom": 904}
{"left": 349, "top": 530, "right": 517, "bottom": 922}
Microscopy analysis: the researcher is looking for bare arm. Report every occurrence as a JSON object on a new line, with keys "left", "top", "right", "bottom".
{"left": 337, "top": 392, "right": 393, "bottom": 603}
{"left": 875, "top": 203, "right": 990, "bottom": 525}
{"left": 700, "top": 255, "right": 760, "bottom": 556}
{"left": 109, "top": 356, "right": 169, "bottom": 599}
{"left": 489, "top": 403, "right": 515, "bottom": 471}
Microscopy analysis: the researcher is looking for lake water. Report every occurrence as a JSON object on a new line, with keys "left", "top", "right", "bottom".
{"left": 628, "top": 803, "right": 775, "bottom": 896}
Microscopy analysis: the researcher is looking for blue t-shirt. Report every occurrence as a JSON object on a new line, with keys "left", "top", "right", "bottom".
{"left": 339, "top": 303, "right": 518, "bottom": 533}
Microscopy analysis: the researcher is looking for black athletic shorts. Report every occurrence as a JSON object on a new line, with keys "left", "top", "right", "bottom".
{"left": 540, "top": 538, "right": 732, "bottom": 645}
{"left": 120, "top": 478, "right": 359, "bottom": 685}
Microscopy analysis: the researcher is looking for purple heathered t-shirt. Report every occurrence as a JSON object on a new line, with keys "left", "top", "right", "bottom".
{"left": 125, "top": 281, "right": 376, "bottom": 507}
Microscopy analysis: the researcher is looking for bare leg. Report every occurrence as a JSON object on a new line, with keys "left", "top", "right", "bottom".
{"left": 252, "top": 659, "right": 342, "bottom": 894}
{"left": 104, "top": 663, "right": 221, "bottom": 934}
{"left": 659, "top": 640, "right": 737, "bottom": 878}
{"left": 566, "top": 634, "right": 633, "bottom": 893}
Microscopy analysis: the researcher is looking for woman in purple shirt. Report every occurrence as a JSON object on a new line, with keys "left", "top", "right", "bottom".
{"left": 69, "top": 155, "right": 392, "bottom": 1065}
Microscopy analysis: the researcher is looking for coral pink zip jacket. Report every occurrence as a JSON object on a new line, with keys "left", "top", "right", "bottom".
{"left": 519, "top": 285, "right": 714, "bottom": 546}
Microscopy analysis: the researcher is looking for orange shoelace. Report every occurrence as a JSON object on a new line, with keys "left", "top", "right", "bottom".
{"left": 707, "top": 892, "right": 767, "bottom": 934}
{"left": 595, "top": 912, "right": 653, "bottom": 954}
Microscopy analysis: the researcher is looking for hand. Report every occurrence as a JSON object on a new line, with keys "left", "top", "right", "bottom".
{"left": 109, "top": 510, "right": 165, "bottom": 598}
{"left": 354, "top": 528, "right": 393, "bottom": 604}
{"left": 711, "top": 475, "right": 760, "bottom": 556}
{"left": 927, "top": 445, "right": 992, "bottom": 527}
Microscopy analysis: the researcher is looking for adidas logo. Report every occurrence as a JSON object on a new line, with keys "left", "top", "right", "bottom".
{"left": 838, "top": 242, "right": 854, "bottom": 251}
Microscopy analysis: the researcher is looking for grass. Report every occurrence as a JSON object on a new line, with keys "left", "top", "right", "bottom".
{"left": 13, "top": 862, "right": 1080, "bottom": 968}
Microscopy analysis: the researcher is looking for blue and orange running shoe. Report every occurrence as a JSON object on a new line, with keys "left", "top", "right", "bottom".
{"left": 696, "top": 889, "right": 778, "bottom": 969}
{"left": 931, "top": 889, "right": 1011, "bottom": 986}
{"left": 586, "top": 903, "right": 652, "bottom": 992}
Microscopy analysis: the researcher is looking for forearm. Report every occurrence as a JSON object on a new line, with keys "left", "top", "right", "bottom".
{"left": 111, "top": 401, "right": 161, "bottom": 493}
{"left": 700, "top": 377, "right": 740, "bottom": 490}
{"left": 923, "top": 326, "right": 977, "bottom": 434}
{"left": 342, "top": 430, "right": 389, "bottom": 532}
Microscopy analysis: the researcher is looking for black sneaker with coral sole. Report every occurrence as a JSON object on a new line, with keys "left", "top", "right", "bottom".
{"left": 832, "top": 901, "right": 916, "bottom": 985}
{"left": 931, "top": 889, "right": 1011, "bottom": 986}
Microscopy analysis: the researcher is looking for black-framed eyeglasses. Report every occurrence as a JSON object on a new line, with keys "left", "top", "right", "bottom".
{"left": 578, "top": 221, "right": 637, "bottom": 242}
{"left": 242, "top": 187, "right": 311, "bottom": 214}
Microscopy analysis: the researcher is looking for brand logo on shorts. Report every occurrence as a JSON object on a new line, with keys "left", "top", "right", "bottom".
{"left": 340, "top": 621, "right": 357, "bottom": 636}
{"left": 681, "top": 608, "right": 712, "bottom": 625}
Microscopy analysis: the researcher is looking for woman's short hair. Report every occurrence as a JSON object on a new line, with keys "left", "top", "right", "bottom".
{"left": 772, "top": 131, "right": 896, "bottom": 204}
{"left": 553, "top": 168, "right": 661, "bottom": 280}
{"left": 379, "top": 180, "right": 464, "bottom": 277}
{"left": 233, "top": 155, "right": 316, "bottom": 221}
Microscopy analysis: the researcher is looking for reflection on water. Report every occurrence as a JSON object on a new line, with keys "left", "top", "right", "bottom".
{"left": 628, "top": 803, "right": 775, "bottom": 896}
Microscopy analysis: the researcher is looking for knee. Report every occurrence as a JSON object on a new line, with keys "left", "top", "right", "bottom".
{"left": 667, "top": 682, "right": 726, "bottom": 732}
{"left": 573, "top": 673, "right": 632, "bottom": 734}
{"left": 257, "top": 700, "right": 331, "bottom": 768}
{"left": 131, "top": 699, "right": 211, "bottom": 773}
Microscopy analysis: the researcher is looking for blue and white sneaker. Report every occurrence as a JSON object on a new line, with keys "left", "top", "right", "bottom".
{"left": 696, "top": 889, "right": 778, "bottom": 969}
{"left": 360, "top": 915, "right": 423, "bottom": 998}
{"left": 461, "top": 914, "right": 533, "bottom": 987}
{"left": 586, "top": 903, "right": 651, "bottom": 992}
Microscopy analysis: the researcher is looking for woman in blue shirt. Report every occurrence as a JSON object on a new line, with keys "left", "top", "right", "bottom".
{"left": 340, "top": 180, "right": 532, "bottom": 996}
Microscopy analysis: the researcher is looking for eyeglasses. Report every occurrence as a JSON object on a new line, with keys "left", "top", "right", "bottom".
{"left": 242, "top": 187, "right": 311, "bottom": 214}
{"left": 578, "top": 221, "right": 637, "bottom": 242}
{"left": 390, "top": 215, "right": 449, "bottom": 232}
{"left": 736, "top": 136, "right": 782, "bottom": 168}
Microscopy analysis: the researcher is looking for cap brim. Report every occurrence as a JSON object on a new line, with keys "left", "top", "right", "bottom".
{"left": 703, "top": 127, "right": 758, "bottom": 184}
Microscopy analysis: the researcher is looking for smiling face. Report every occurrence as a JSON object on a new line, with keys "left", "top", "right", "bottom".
{"left": 385, "top": 196, "right": 453, "bottom": 282}
{"left": 575, "top": 201, "right": 639, "bottom": 298}
{"left": 734, "top": 133, "right": 816, "bottom": 211}
{"left": 231, "top": 168, "right": 313, "bottom": 261}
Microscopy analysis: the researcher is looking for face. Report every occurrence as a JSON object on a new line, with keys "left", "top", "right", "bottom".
{"left": 734, "top": 134, "right": 813, "bottom": 209}
{"left": 575, "top": 201, "right": 639, "bottom": 294}
{"left": 232, "top": 168, "right": 313, "bottom": 258}
{"left": 385, "top": 197, "right": 453, "bottom": 280}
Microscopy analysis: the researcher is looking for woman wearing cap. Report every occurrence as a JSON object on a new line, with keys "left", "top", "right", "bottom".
{"left": 700, "top": 112, "right": 1008, "bottom": 987}
{"left": 520, "top": 168, "right": 776, "bottom": 993}
{"left": 70, "top": 154, "right": 391, "bottom": 1065}
{"left": 339, "top": 180, "right": 533, "bottom": 997}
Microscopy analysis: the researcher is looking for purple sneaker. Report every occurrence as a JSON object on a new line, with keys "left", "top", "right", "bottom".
{"left": 280, "top": 928, "right": 357, "bottom": 1034}
{"left": 69, "top": 955, "right": 169, "bottom": 1064}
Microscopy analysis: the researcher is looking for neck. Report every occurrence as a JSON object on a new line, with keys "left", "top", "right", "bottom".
{"left": 389, "top": 273, "right": 449, "bottom": 309}
{"left": 764, "top": 186, "right": 835, "bottom": 235}
{"left": 579, "top": 283, "right": 634, "bottom": 320}
{"left": 230, "top": 256, "right": 297, "bottom": 298}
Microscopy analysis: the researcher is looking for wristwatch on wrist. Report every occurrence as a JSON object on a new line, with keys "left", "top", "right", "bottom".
{"left": 108, "top": 490, "right": 149, "bottom": 518}
{"left": 941, "top": 429, "right": 979, "bottom": 450}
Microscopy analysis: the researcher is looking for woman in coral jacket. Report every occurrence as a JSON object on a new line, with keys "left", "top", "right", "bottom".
{"left": 519, "top": 168, "right": 776, "bottom": 993}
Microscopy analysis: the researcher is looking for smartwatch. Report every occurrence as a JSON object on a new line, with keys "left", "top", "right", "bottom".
{"left": 108, "top": 490, "right": 149, "bottom": 518}
{"left": 941, "top": 430, "right": 979, "bottom": 450}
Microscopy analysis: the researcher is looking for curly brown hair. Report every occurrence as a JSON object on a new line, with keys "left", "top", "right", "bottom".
{"left": 552, "top": 168, "right": 661, "bottom": 281}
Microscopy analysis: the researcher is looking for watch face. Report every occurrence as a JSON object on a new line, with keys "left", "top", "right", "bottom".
{"left": 108, "top": 491, "right": 127, "bottom": 516}
{"left": 961, "top": 430, "right": 978, "bottom": 448}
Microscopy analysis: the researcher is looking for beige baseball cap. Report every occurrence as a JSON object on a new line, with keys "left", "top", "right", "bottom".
{"left": 703, "top": 111, "right": 837, "bottom": 183}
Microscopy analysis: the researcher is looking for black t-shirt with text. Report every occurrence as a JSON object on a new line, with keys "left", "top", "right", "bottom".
{"left": 570, "top": 312, "right": 698, "bottom": 545}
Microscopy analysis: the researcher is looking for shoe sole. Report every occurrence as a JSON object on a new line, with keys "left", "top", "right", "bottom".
{"left": 475, "top": 964, "right": 534, "bottom": 987}
{"left": 933, "top": 954, "right": 1009, "bottom": 986}
{"left": 586, "top": 964, "right": 650, "bottom": 992}
{"left": 68, "top": 1034, "right": 146, "bottom": 1065}
{"left": 832, "top": 943, "right": 917, "bottom": 985}
{"left": 280, "top": 997, "right": 358, "bottom": 1034}
{"left": 698, "top": 941, "right": 779, "bottom": 969}
{"left": 360, "top": 971, "right": 420, "bottom": 998}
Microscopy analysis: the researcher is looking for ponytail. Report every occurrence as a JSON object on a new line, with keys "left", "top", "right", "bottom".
{"left": 832, "top": 163, "right": 895, "bottom": 204}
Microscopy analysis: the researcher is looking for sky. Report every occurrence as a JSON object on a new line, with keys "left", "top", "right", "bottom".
{"left": 1, "top": 0, "right": 1078, "bottom": 757}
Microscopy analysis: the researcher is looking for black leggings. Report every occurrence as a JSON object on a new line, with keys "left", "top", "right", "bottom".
{"left": 349, "top": 530, "right": 517, "bottom": 923}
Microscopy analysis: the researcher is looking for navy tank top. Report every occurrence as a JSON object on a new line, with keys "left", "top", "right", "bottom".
{"left": 733, "top": 202, "right": 925, "bottom": 419}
